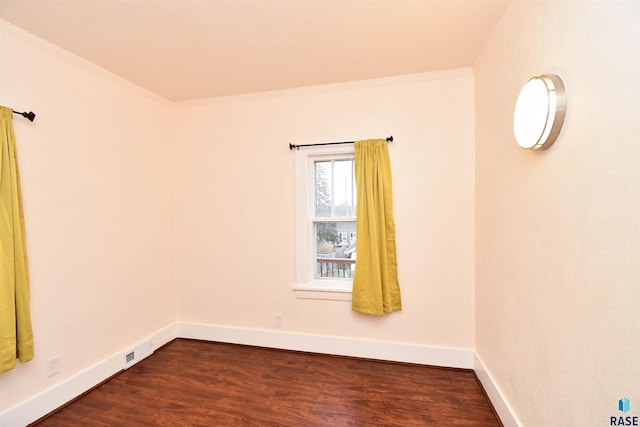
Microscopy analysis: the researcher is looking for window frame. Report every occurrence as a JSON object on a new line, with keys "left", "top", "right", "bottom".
{"left": 293, "top": 144, "right": 356, "bottom": 301}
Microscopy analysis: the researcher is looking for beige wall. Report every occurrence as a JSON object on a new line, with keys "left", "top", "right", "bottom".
{"left": 1, "top": 17, "right": 477, "bottom": 416}
{"left": 474, "top": 1, "right": 640, "bottom": 425}
{"left": 3, "top": 1, "right": 638, "bottom": 424}
{"left": 0, "top": 21, "right": 175, "bottom": 411}
{"left": 173, "top": 69, "right": 476, "bottom": 347}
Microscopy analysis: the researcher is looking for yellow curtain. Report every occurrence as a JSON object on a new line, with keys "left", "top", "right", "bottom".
{"left": 0, "top": 106, "right": 34, "bottom": 374}
{"left": 352, "top": 139, "right": 401, "bottom": 315}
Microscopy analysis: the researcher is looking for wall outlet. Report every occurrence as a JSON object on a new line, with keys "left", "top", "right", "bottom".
{"left": 273, "top": 314, "right": 283, "bottom": 328}
{"left": 46, "top": 356, "right": 60, "bottom": 377}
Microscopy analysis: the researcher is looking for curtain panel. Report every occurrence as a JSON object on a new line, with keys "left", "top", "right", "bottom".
{"left": 352, "top": 139, "right": 401, "bottom": 315}
{"left": 0, "top": 106, "right": 34, "bottom": 374}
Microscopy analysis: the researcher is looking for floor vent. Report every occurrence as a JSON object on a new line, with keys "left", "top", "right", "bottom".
{"left": 123, "top": 340, "right": 154, "bottom": 369}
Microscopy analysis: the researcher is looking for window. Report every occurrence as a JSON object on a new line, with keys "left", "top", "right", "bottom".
{"left": 314, "top": 157, "right": 356, "bottom": 280}
{"left": 294, "top": 145, "right": 356, "bottom": 300}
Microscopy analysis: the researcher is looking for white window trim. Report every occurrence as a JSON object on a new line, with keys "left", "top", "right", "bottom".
{"left": 293, "top": 144, "right": 355, "bottom": 300}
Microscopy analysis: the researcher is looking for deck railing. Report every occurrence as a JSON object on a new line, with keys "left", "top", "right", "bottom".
{"left": 316, "top": 257, "right": 355, "bottom": 279}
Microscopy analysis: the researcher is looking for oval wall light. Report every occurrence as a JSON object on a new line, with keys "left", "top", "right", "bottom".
{"left": 513, "top": 74, "right": 566, "bottom": 150}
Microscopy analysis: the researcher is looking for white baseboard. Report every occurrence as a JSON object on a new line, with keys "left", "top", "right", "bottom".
{"left": 1, "top": 323, "right": 474, "bottom": 426}
{"left": 0, "top": 324, "right": 177, "bottom": 427}
{"left": 176, "top": 322, "right": 475, "bottom": 368}
{"left": 474, "top": 352, "right": 521, "bottom": 427}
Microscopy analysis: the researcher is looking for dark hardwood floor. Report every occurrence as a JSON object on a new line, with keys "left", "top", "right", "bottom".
{"left": 32, "top": 339, "right": 501, "bottom": 426}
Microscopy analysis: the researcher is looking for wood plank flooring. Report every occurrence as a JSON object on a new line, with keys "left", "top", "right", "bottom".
{"left": 32, "top": 339, "right": 501, "bottom": 426}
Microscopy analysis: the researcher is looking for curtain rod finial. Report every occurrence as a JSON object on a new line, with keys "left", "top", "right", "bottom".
{"left": 12, "top": 110, "right": 36, "bottom": 122}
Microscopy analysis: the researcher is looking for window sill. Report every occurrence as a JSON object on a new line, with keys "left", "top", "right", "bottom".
{"left": 293, "top": 285, "right": 352, "bottom": 301}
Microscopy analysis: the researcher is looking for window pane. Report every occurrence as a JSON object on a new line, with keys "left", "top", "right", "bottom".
{"left": 314, "top": 221, "right": 356, "bottom": 280}
{"left": 315, "top": 161, "right": 332, "bottom": 217}
{"left": 333, "top": 159, "right": 355, "bottom": 217}
{"left": 314, "top": 158, "right": 355, "bottom": 218}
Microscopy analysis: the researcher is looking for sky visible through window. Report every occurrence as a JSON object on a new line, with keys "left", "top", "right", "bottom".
{"left": 314, "top": 159, "right": 355, "bottom": 218}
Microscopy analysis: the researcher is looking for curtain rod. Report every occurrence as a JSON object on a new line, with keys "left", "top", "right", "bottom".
{"left": 289, "top": 135, "right": 393, "bottom": 151}
{"left": 12, "top": 110, "right": 36, "bottom": 122}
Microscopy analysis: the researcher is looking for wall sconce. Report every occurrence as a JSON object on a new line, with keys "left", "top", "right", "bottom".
{"left": 513, "top": 74, "right": 566, "bottom": 150}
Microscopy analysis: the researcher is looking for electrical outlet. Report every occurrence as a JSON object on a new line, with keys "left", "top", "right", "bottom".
{"left": 273, "top": 314, "right": 283, "bottom": 328}
{"left": 46, "top": 356, "right": 60, "bottom": 377}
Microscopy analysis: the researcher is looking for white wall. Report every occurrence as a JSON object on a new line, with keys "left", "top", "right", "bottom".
{"left": 474, "top": 1, "right": 640, "bottom": 426}
{"left": 173, "top": 70, "right": 476, "bottom": 350}
{"left": 0, "top": 20, "right": 175, "bottom": 413}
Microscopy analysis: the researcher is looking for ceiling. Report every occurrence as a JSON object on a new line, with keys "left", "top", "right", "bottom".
{"left": 0, "top": 0, "right": 510, "bottom": 102}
